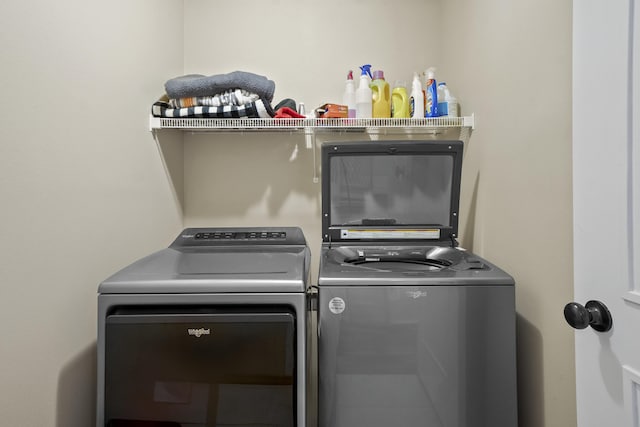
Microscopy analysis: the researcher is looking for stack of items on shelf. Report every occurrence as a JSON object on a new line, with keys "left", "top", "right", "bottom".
{"left": 337, "top": 64, "right": 460, "bottom": 120}
{"left": 151, "top": 68, "right": 461, "bottom": 122}
{"left": 152, "top": 70, "right": 282, "bottom": 119}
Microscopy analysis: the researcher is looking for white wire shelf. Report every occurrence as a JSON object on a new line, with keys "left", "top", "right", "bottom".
{"left": 149, "top": 115, "right": 475, "bottom": 134}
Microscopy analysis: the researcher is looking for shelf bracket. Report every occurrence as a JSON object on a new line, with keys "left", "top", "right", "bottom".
{"left": 304, "top": 127, "right": 314, "bottom": 150}
{"left": 306, "top": 128, "right": 320, "bottom": 183}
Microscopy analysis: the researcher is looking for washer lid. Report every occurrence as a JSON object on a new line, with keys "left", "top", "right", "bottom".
{"left": 99, "top": 227, "right": 310, "bottom": 294}
{"left": 321, "top": 141, "right": 463, "bottom": 244}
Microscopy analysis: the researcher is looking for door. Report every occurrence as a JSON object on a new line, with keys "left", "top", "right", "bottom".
{"left": 572, "top": 0, "right": 640, "bottom": 426}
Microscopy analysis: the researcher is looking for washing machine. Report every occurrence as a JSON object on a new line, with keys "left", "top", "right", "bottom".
{"left": 317, "top": 141, "right": 518, "bottom": 427}
{"left": 97, "top": 227, "right": 310, "bottom": 427}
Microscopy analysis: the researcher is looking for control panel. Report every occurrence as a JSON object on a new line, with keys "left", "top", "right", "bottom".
{"left": 170, "top": 227, "right": 307, "bottom": 248}
{"left": 194, "top": 231, "right": 287, "bottom": 240}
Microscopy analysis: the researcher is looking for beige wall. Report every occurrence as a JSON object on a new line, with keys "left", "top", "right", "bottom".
{"left": 442, "top": 1, "right": 576, "bottom": 426}
{"left": 0, "top": 0, "right": 575, "bottom": 426}
{"left": 0, "top": 0, "right": 184, "bottom": 425}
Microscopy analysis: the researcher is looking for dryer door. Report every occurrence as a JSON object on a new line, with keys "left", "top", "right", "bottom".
{"left": 104, "top": 306, "right": 296, "bottom": 427}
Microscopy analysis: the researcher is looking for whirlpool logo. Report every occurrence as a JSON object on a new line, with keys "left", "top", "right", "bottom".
{"left": 406, "top": 290, "right": 428, "bottom": 299}
{"left": 187, "top": 328, "right": 211, "bottom": 337}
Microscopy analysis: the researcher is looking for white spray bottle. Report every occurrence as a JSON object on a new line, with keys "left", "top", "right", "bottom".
{"left": 342, "top": 70, "right": 356, "bottom": 119}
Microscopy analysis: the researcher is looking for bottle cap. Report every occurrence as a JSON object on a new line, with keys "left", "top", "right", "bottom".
{"left": 372, "top": 70, "right": 385, "bottom": 80}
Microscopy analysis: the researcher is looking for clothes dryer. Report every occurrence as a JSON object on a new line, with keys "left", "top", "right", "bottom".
{"left": 97, "top": 227, "right": 310, "bottom": 427}
{"left": 317, "top": 141, "right": 517, "bottom": 427}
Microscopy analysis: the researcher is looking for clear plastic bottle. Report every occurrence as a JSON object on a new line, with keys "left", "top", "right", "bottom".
{"left": 410, "top": 72, "right": 424, "bottom": 119}
{"left": 437, "top": 82, "right": 460, "bottom": 117}
{"left": 370, "top": 70, "right": 391, "bottom": 118}
{"left": 446, "top": 90, "right": 459, "bottom": 117}
{"left": 356, "top": 64, "right": 373, "bottom": 119}
{"left": 437, "top": 82, "right": 449, "bottom": 117}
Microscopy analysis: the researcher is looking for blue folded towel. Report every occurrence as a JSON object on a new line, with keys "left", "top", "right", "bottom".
{"left": 165, "top": 71, "right": 276, "bottom": 103}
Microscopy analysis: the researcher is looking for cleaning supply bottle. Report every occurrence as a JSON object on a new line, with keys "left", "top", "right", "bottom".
{"left": 410, "top": 72, "right": 424, "bottom": 119}
{"left": 356, "top": 64, "right": 373, "bottom": 119}
{"left": 391, "top": 81, "right": 410, "bottom": 118}
{"left": 446, "top": 88, "right": 459, "bottom": 117}
{"left": 342, "top": 70, "right": 356, "bottom": 119}
{"left": 437, "top": 82, "right": 449, "bottom": 116}
{"left": 370, "top": 70, "right": 391, "bottom": 118}
{"left": 424, "top": 67, "right": 438, "bottom": 117}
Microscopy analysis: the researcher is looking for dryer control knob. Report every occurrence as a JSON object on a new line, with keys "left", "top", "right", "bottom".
{"left": 564, "top": 300, "right": 612, "bottom": 332}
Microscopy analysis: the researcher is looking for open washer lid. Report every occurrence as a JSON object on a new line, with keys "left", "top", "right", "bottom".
{"left": 321, "top": 140, "right": 463, "bottom": 244}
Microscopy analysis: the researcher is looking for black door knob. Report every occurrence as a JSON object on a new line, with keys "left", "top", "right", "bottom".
{"left": 564, "top": 300, "right": 612, "bottom": 332}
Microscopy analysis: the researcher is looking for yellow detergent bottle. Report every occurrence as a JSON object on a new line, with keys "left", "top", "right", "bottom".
{"left": 391, "top": 81, "right": 410, "bottom": 118}
{"left": 370, "top": 70, "right": 391, "bottom": 118}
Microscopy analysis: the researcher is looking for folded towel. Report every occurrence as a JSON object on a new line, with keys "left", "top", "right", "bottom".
{"left": 152, "top": 94, "right": 274, "bottom": 119}
{"left": 165, "top": 71, "right": 276, "bottom": 102}
{"left": 169, "top": 89, "right": 260, "bottom": 109}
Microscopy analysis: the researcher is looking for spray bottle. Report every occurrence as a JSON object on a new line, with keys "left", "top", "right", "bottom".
{"left": 342, "top": 70, "right": 356, "bottom": 119}
{"left": 410, "top": 72, "right": 424, "bottom": 119}
{"left": 424, "top": 67, "right": 438, "bottom": 117}
{"left": 356, "top": 64, "right": 373, "bottom": 119}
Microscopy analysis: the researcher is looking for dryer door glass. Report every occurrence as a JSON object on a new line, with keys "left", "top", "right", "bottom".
{"left": 104, "top": 306, "right": 296, "bottom": 427}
